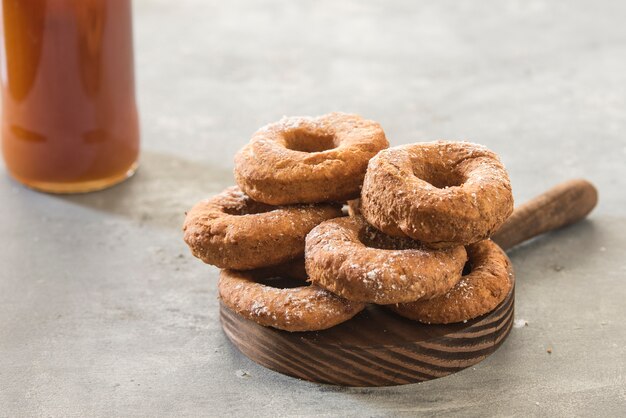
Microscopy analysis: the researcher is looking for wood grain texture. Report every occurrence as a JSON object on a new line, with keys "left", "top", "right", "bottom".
{"left": 221, "top": 281, "right": 514, "bottom": 387}
{"left": 220, "top": 179, "right": 597, "bottom": 387}
{"left": 492, "top": 179, "right": 598, "bottom": 251}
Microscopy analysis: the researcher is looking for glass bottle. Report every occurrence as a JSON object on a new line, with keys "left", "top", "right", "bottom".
{"left": 0, "top": 0, "right": 139, "bottom": 193}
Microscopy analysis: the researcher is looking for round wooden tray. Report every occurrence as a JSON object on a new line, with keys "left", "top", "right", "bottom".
{"left": 220, "top": 180, "right": 597, "bottom": 387}
{"left": 221, "top": 280, "right": 514, "bottom": 386}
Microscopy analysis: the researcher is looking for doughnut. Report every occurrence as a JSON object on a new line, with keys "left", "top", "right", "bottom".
{"left": 219, "top": 260, "right": 365, "bottom": 332}
{"left": 360, "top": 141, "right": 514, "bottom": 247}
{"left": 234, "top": 112, "right": 389, "bottom": 205}
{"left": 183, "top": 186, "right": 342, "bottom": 270}
{"left": 388, "top": 240, "right": 513, "bottom": 324}
{"left": 305, "top": 216, "right": 467, "bottom": 304}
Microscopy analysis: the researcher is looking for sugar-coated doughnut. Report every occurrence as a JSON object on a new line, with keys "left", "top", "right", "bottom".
{"left": 219, "top": 261, "right": 365, "bottom": 332}
{"left": 183, "top": 186, "right": 342, "bottom": 270}
{"left": 305, "top": 216, "right": 467, "bottom": 304}
{"left": 388, "top": 240, "right": 513, "bottom": 324}
{"left": 234, "top": 113, "right": 389, "bottom": 205}
{"left": 360, "top": 141, "right": 513, "bottom": 247}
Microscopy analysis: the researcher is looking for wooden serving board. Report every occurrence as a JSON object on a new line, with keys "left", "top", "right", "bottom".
{"left": 221, "top": 179, "right": 597, "bottom": 387}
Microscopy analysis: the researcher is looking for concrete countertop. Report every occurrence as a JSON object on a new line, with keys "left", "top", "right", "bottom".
{"left": 1, "top": 0, "right": 625, "bottom": 416}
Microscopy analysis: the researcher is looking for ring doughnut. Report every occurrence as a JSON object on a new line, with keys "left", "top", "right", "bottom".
{"left": 183, "top": 186, "right": 342, "bottom": 270}
{"left": 388, "top": 240, "right": 513, "bottom": 324}
{"left": 234, "top": 112, "right": 389, "bottom": 205}
{"left": 360, "top": 141, "right": 514, "bottom": 247}
{"left": 305, "top": 216, "right": 467, "bottom": 304}
{"left": 219, "top": 261, "right": 365, "bottom": 332}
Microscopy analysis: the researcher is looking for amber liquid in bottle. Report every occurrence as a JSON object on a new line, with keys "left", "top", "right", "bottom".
{"left": 0, "top": 0, "right": 139, "bottom": 193}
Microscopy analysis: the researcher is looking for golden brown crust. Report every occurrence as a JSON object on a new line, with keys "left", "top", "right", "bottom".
{"left": 183, "top": 186, "right": 342, "bottom": 270}
{"left": 360, "top": 141, "right": 514, "bottom": 247}
{"left": 218, "top": 261, "right": 365, "bottom": 332}
{"left": 305, "top": 216, "right": 467, "bottom": 304}
{"left": 234, "top": 113, "right": 389, "bottom": 205}
{"left": 388, "top": 240, "right": 513, "bottom": 324}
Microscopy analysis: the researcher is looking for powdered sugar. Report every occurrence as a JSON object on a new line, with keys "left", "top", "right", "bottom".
{"left": 250, "top": 300, "right": 270, "bottom": 316}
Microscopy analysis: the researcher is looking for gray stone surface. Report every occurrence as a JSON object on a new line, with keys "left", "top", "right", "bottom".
{"left": 1, "top": 0, "right": 626, "bottom": 416}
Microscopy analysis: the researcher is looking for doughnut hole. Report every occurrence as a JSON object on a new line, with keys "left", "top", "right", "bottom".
{"left": 357, "top": 223, "right": 422, "bottom": 250}
{"left": 251, "top": 261, "right": 310, "bottom": 289}
{"left": 412, "top": 160, "right": 465, "bottom": 189}
{"left": 462, "top": 260, "right": 473, "bottom": 276}
{"left": 283, "top": 128, "right": 337, "bottom": 153}
{"left": 262, "top": 276, "right": 307, "bottom": 289}
{"left": 221, "top": 199, "right": 275, "bottom": 216}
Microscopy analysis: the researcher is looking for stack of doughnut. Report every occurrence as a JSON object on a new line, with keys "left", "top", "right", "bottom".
{"left": 183, "top": 112, "right": 515, "bottom": 332}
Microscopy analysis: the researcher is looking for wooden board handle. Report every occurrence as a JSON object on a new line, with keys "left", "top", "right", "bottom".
{"left": 492, "top": 179, "right": 598, "bottom": 251}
